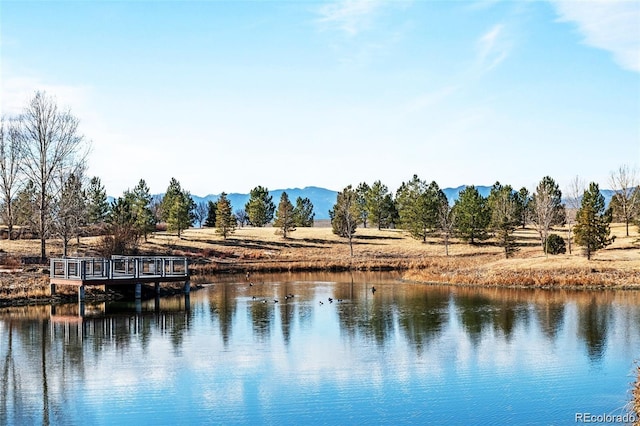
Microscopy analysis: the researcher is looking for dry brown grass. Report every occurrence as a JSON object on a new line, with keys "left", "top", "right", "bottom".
{"left": 0, "top": 222, "right": 639, "bottom": 298}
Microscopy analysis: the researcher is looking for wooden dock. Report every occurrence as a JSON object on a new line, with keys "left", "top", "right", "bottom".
{"left": 50, "top": 256, "right": 190, "bottom": 301}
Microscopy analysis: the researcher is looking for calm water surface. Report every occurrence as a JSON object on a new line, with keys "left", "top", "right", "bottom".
{"left": 1, "top": 271, "right": 639, "bottom": 425}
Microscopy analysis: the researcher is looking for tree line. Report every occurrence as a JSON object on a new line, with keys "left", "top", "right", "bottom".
{"left": 0, "top": 92, "right": 318, "bottom": 257}
{"left": 1, "top": 92, "right": 637, "bottom": 261}
{"left": 329, "top": 170, "right": 638, "bottom": 260}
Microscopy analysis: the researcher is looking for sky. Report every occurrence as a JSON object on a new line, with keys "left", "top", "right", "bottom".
{"left": 1, "top": 0, "right": 639, "bottom": 197}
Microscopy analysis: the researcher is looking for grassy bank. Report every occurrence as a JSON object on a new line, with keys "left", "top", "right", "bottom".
{"left": 0, "top": 222, "right": 639, "bottom": 306}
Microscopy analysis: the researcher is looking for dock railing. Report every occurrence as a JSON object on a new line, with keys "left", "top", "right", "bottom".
{"left": 50, "top": 256, "right": 189, "bottom": 282}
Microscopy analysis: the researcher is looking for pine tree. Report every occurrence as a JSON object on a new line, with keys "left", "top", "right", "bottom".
{"left": 574, "top": 182, "right": 615, "bottom": 260}
{"left": 86, "top": 176, "right": 110, "bottom": 225}
{"left": 514, "top": 187, "right": 530, "bottom": 229}
{"left": 488, "top": 182, "right": 519, "bottom": 258}
{"left": 292, "top": 196, "right": 315, "bottom": 227}
{"left": 453, "top": 185, "right": 490, "bottom": 244}
{"left": 131, "top": 179, "right": 155, "bottom": 241}
{"left": 161, "top": 178, "right": 193, "bottom": 237}
{"left": 274, "top": 192, "right": 296, "bottom": 238}
{"left": 215, "top": 192, "right": 235, "bottom": 239}
{"left": 204, "top": 200, "right": 217, "bottom": 227}
{"left": 105, "top": 195, "right": 138, "bottom": 255}
{"left": 396, "top": 175, "right": 444, "bottom": 242}
{"left": 245, "top": 186, "right": 275, "bottom": 227}
{"left": 329, "top": 185, "right": 359, "bottom": 256}
{"left": 365, "top": 180, "right": 392, "bottom": 230}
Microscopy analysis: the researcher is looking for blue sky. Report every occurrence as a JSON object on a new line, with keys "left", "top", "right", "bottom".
{"left": 1, "top": 0, "right": 638, "bottom": 197}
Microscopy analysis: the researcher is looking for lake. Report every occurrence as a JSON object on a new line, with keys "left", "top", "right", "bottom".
{"left": 1, "top": 271, "right": 638, "bottom": 425}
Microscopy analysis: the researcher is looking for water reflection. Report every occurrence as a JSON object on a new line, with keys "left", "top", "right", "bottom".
{"left": 1, "top": 272, "right": 639, "bottom": 425}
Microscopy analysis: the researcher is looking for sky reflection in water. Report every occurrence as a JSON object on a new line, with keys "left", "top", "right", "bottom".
{"left": 1, "top": 271, "right": 639, "bottom": 425}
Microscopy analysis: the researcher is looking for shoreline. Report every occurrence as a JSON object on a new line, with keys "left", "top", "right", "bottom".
{"left": 1, "top": 224, "right": 638, "bottom": 307}
{"left": 2, "top": 256, "right": 639, "bottom": 308}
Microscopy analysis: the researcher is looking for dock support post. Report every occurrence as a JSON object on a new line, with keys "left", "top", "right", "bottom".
{"left": 135, "top": 283, "right": 142, "bottom": 299}
{"left": 50, "top": 283, "right": 56, "bottom": 296}
{"left": 78, "top": 285, "right": 85, "bottom": 302}
{"left": 155, "top": 282, "right": 160, "bottom": 295}
{"left": 184, "top": 279, "right": 190, "bottom": 295}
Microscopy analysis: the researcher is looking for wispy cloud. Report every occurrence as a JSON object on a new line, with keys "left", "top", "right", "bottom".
{"left": 315, "top": 0, "right": 385, "bottom": 36}
{"left": 476, "top": 23, "right": 511, "bottom": 72}
{"left": 549, "top": 0, "right": 640, "bottom": 72}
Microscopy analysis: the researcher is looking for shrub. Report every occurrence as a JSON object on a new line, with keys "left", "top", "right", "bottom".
{"left": 545, "top": 233, "right": 566, "bottom": 255}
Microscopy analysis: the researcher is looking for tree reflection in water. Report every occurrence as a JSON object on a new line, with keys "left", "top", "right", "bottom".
{"left": 0, "top": 273, "right": 639, "bottom": 424}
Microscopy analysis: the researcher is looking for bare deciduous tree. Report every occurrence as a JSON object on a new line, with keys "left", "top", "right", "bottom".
{"left": 609, "top": 164, "right": 639, "bottom": 237}
{"left": 564, "top": 175, "right": 586, "bottom": 254}
{"left": 0, "top": 116, "right": 24, "bottom": 239}
{"left": 330, "top": 185, "right": 359, "bottom": 257}
{"left": 437, "top": 196, "right": 455, "bottom": 256}
{"left": 54, "top": 171, "right": 86, "bottom": 256}
{"left": 194, "top": 201, "right": 208, "bottom": 228}
{"left": 19, "top": 91, "right": 89, "bottom": 261}
{"left": 531, "top": 176, "right": 563, "bottom": 256}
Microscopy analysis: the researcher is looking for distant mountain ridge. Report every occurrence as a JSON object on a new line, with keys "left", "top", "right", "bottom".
{"left": 129, "top": 185, "right": 615, "bottom": 222}
{"left": 188, "top": 186, "right": 338, "bottom": 220}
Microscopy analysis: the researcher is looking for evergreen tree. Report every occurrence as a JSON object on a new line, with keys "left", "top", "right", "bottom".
{"left": 488, "top": 182, "right": 519, "bottom": 258}
{"left": 381, "top": 193, "right": 399, "bottom": 229}
{"left": 396, "top": 175, "right": 444, "bottom": 242}
{"left": 355, "top": 182, "right": 370, "bottom": 228}
{"left": 86, "top": 176, "right": 110, "bottom": 225}
{"left": 105, "top": 195, "right": 138, "bottom": 255}
{"left": 161, "top": 178, "right": 193, "bottom": 237}
{"left": 514, "top": 187, "right": 531, "bottom": 229}
{"left": 292, "top": 196, "right": 315, "bottom": 227}
{"left": 574, "top": 182, "right": 615, "bottom": 260}
{"left": 453, "top": 185, "right": 490, "bottom": 244}
{"left": 274, "top": 192, "right": 296, "bottom": 238}
{"left": 102, "top": 195, "right": 140, "bottom": 256}
{"left": 13, "top": 180, "right": 38, "bottom": 233}
{"left": 131, "top": 179, "right": 155, "bottom": 241}
{"left": 329, "top": 185, "right": 359, "bottom": 256}
{"left": 204, "top": 200, "right": 217, "bottom": 227}
{"left": 365, "top": 180, "right": 392, "bottom": 230}
{"left": 160, "top": 177, "right": 183, "bottom": 222}
{"left": 245, "top": 186, "right": 275, "bottom": 227}
{"left": 215, "top": 192, "right": 235, "bottom": 239}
